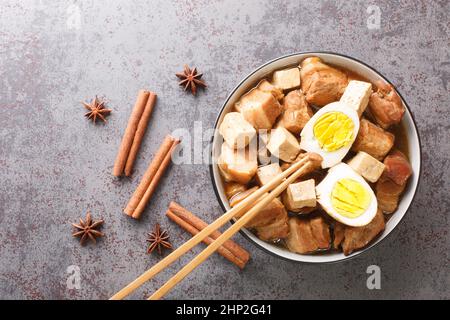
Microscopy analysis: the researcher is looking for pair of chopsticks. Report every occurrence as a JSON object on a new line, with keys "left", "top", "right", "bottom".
{"left": 110, "top": 153, "right": 319, "bottom": 300}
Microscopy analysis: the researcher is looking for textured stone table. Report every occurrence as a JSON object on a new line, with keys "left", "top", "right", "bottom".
{"left": 0, "top": 0, "right": 448, "bottom": 300}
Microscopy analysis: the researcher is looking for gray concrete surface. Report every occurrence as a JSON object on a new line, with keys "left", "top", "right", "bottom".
{"left": 0, "top": 0, "right": 449, "bottom": 300}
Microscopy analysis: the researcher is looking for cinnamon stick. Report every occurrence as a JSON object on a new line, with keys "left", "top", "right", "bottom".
{"left": 124, "top": 135, "right": 179, "bottom": 219}
{"left": 166, "top": 202, "right": 250, "bottom": 269}
{"left": 124, "top": 92, "right": 157, "bottom": 177}
{"left": 113, "top": 90, "right": 153, "bottom": 177}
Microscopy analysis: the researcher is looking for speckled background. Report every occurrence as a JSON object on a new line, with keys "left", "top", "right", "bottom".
{"left": 0, "top": 0, "right": 448, "bottom": 300}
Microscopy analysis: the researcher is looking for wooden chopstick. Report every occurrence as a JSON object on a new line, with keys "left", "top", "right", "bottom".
{"left": 110, "top": 156, "right": 311, "bottom": 300}
{"left": 147, "top": 159, "right": 315, "bottom": 300}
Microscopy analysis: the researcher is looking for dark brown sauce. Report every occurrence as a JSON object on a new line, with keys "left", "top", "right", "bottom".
{"left": 389, "top": 122, "right": 410, "bottom": 158}
{"left": 224, "top": 62, "right": 410, "bottom": 189}
{"left": 221, "top": 59, "right": 410, "bottom": 255}
{"left": 345, "top": 68, "right": 369, "bottom": 83}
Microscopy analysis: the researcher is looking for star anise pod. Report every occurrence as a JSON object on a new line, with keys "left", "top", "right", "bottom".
{"left": 175, "top": 64, "right": 207, "bottom": 95}
{"left": 82, "top": 96, "right": 112, "bottom": 123}
{"left": 72, "top": 212, "right": 104, "bottom": 245}
{"left": 146, "top": 223, "right": 172, "bottom": 255}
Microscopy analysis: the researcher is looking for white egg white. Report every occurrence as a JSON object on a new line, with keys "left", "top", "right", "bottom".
{"left": 300, "top": 102, "right": 360, "bottom": 168}
{"left": 316, "top": 163, "right": 378, "bottom": 227}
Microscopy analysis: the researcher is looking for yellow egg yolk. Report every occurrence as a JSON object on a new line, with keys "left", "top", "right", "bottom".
{"left": 331, "top": 178, "right": 371, "bottom": 218}
{"left": 313, "top": 111, "right": 354, "bottom": 152}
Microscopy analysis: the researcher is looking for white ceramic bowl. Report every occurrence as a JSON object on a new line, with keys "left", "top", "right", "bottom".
{"left": 210, "top": 52, "right": 421, "bottom": 263}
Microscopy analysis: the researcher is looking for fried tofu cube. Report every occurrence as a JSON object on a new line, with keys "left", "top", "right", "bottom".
{"left": 257, "top": 146, "right": 271, "bottom": 166}
{"left": 352, "top": 119, "right": 395, "bottom": 160}
{"left": 257, "top": 79, "right": 284, "bottom": 101}
{"left": 256, "top": 163, "right": 282, "bottom": 186}
{"left": 218, "top": 143, "right": 257, "bottom": 184}
{"left": 257, "top": 130, "right": 273, "bottom": 165}
{"left": 266, "top": 127, "right": 300, "bottom": 162}
{"left": 347, "top": 151, "right": 385, "bottom": 183}
{"left": 340, "top": 80, "right": 372, "bottom": 116}
{"left": 235, "top": 89, "right": 282, "bottom": 130}
{"left": 272, "top": 67, "right": 301, "bottom": 91}
{"left": 282, "top": 179, "right": 316, "bottom": 212}
{"left": 219, "top": 112, "right": 256, "bottom": 149}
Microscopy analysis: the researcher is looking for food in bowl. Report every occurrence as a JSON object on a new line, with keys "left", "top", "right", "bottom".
{"left": 216, "top": 56, "right": 413, "bottom": 256}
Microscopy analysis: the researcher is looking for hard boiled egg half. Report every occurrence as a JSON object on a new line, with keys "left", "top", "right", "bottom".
{"left": 316, "top": 163, "right": 377, "bottom": 227}
{"left": 300, "top": 102, "right": 360, "bottom": 168}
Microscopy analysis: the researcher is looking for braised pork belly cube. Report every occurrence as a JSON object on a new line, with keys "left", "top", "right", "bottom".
{"left": 231, "top": 191, "right": 289, "bottom": 241}
{"left": 255, "top": 213, "right": 289, "bottom": 242}
{"left": 235, "top": 88, "right": 283, "bottom": 130}
{"left": 257, "top": 79, "right": 284, "bottom": 101}
{"left": 285, "top": 218, "right": 316, "bottom": 253}
{"left": 282, "top": 179, "right": 316, "bottom": 212}
{"left": 300, "top": 57, "right": 348, "bottom": 106}
{"left": 337, "top": 209, "right": 385, "bottom": 256}
{"left": 219, "top": 112, "right": 256, "bottom": 149}
{"left": 256, "top": 163, "right": 282, "bottom": 186}
{"left": 281, "top": 90, "right": 313, "bottom": 135}
{"left": 376, "top": 150, "right": 412, "bottom": 213}
{"left": 351, "top": 119, "right": 395, "bottom": 160}
{"left": 369, "top": 81, "right": 405, "bottom": 129}
{"left": 332, "top": 222, "right": 345, "bottom": 249}
{"left": 266, "top": 127, "right": 301, "bottom": 162}
{"left": 229, "top": 186, "right": 287, "bottom": 230}
{"left": 218, "top": 143, "right": 257, "bottom": 184}
{"left": 383, "top": 150, "right": 412, "bottom": 185}
{"left": 253, "top": 201, "right": 289, "bottom": 242}
{"left": 310, "top": 216, "right": 331, "bottom": 249}
{"left": 272, "top": 67, "right": 301, "bottom": 91}
{"left": 285, "top": 216, "right": 331, "bottom": 254}
{"left": 376, "top": 180, "right": 402, "bottom": 213}
{"left": 347, "top": 151, "right": 385, "bottom": 183}
{"left": 340, "top": 80, "right": 372, "bottom": 116}
{"left": 247, "top": 197, "right": 288, "bottom": 229}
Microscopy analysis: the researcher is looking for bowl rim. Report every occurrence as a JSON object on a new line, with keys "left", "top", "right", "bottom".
{"left": 208, "top": 51, "right": 422, "bottom": 264}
